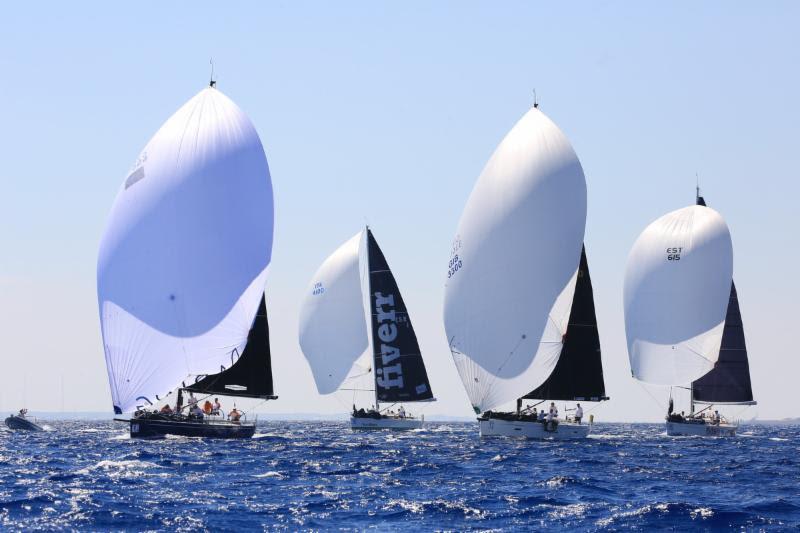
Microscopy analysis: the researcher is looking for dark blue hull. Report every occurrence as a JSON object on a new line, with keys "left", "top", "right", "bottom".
{"left": 122, "top": 415, "right": 256, "bottom": 439}
{"left": 4, "top": 415, "right": 44, "bottom": 432}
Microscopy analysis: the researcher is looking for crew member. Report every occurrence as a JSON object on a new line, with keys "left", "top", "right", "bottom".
{"left": 574, "top": 404, "right": 583, "bottom": 424}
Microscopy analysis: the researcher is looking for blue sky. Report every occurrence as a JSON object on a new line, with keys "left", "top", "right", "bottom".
{"left": 1, "top": 2, "right": 797, "bottom": 420}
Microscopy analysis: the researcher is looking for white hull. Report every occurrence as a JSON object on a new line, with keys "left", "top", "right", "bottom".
{"left": 350, "top": 416, "right": 423, "bottom": 430}
{"left": 666, "top": 421, "right": 737, "bottom": 437}
{"left": 479, "top": 418, "right": 591, "bottom": 440}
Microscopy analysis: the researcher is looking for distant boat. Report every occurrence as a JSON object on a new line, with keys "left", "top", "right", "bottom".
{"left": 624, "top": 191, "right": 754, "bottom": 437}
{"left": 443, "top": 103, "right": 606, "bottom": 440}
{"left": 4, "top": 409, "right": 44, "bottom": 432}
{"left": 299, "top": 228, "right": 434, "bottom": 430}
{"left": 97, "top": 81, "right": 277, "bottom": 439}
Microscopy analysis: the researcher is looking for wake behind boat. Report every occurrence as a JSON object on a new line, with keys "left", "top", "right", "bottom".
{"left": 97, "top": 81, "right": 278, "bottom": 439}
{"left": 4, "top": 409, "right": 44, "bottom": 432}
{"left": 444, "top": 102, "right": 606, "bottom": 439}
{"left": 299, "top": 227, "right": 435, "bottom": 430}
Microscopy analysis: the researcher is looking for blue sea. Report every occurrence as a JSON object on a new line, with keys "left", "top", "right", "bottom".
{"left": 1, "top": 421, "right": 798, "bottom": 530}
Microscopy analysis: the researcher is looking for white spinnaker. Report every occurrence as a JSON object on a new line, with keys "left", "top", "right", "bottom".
{"left": 624, "top": 205, "right": 733, "bottom": 386}
{"left": 444, "top": 107, "right": 587, "bottom": 413}
{"left": 298, "top": 232, "right": 370, "bottom": 394}
{"left": 97, "top": 87, "right": 273, "bottom": 413}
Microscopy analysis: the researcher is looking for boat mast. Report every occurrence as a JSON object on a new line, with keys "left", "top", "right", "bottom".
{"left": 365, "top": 226, "right": 380, "bottom": 412}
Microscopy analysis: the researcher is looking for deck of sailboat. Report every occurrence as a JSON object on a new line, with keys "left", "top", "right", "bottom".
{"left": 478, "top": 415, "right": 591, "bottom": 440}
{"left": 119, "top": 413, "right": 256, "bottom": 439}
{"left": 665, "top": 419, "right": 737, "bottom": 437}
{"left": 350, "top": 414, "right": 424, "bottom": 430}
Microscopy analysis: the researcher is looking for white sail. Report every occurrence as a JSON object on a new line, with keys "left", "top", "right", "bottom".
{"left": 298, "top": 232, "right": 370, "bottom": 394}
{"left": 624, "top": 205, "right": 733, "bottom": 386}
{"left": 443, "top": 107, "right": 587, "bottom": 413}
{"left": 97, "top": 87, "right": 273, "bottom": 414}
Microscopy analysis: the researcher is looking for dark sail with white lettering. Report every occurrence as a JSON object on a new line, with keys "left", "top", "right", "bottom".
{"left": 523, "top": 245, "right": 608, "bottom": 402}
{"left": 367, "top": 229, "right": 434, "bottom": 403}
{"left": 691, "top": 194, "right": 755, "bottom": 405}
{"left": 185, "top": 294, "right": 277, "bottom": 399}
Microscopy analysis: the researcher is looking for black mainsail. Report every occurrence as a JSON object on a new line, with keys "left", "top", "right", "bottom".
{"left": 523, "top": 245, "right": 608, "bottom": 402}
{"left": 691, "top": 195, "right": 755, "bottom": 405}
{"left": 366, "top": 229, "right": 434, "bottom": 403}
{"left": 185, "top": 294, "right": 277, "bottom": 400}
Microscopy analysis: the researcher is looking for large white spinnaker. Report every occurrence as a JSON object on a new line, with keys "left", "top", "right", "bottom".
{"left": 624, "top": 205, "right": 733, "bottom": 386}
{"left": 443, "top": 106, "right": 587, "bottom": 413}
{"left": 97, "top": 87, "right": 274, "bottom": 414}
{"left": 298, "top": 232, "right": 370, "bottom": 394}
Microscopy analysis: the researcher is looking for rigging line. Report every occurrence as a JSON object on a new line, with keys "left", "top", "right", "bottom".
{"left": 635, "top": 380, "right": 666, "bottom": 411}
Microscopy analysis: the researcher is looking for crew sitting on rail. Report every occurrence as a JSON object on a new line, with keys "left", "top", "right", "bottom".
{"left": 190, "top": 404, "right": 204, "bottom": 419}
{"left": 203, "top": 400, "right": 213, "bottom": 415}
{"left": 229, "top": 408, "right": 241, "bottom": 422}
{"left": 159, "top": 404, "right": 173, "bottom": 415}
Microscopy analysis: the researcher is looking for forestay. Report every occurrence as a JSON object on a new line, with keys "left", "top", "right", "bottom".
{"left": 97, "top": 87, "right": 274, "bottom": 414}
{"left": 624, "top": 205, "right": 733, "bottom": 386}
{"left": 299, "top": 232, "right": 369, "bottom": 394}
{"left": 443, "top": 106, "right": 587, "bottom": 413}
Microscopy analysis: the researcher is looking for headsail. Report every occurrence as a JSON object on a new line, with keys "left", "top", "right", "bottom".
{"left": 443, "top": 106, "right": 587, "bottom": 413}
{"left": 690, "top": 195, "right": 755, "bottom": 405}
{"left": 298, "top": 232, "right": 369, "bottom": 394}
{"left": 523, "top": 246, "right": 607, "bottom": 402}
{"left": 97, "top": 87, "right": 274, "bottom": 414}
{"left": 692, "top": 282, "right": 755, "bottom": 404}
{"left": 624, "top": 205, "right": 733, "bottom": 386}
{"left": 366, "top": 229, "right": 433, "bottom": 402}
{"left": 185, "top": 294, "right": 276, "bottom": 399}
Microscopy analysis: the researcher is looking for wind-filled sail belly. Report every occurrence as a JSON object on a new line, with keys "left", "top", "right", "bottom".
{"left": 298, "top": 232, "right": 369, "bottom": 395}
{"left": 443, "top": 107, "right": 587, "bottom": 413}
{"left": 624, "top": 205, "right": 733, "bottom": 386}
{"left": 97, "top": 87, "right": 274, "bottom": 414}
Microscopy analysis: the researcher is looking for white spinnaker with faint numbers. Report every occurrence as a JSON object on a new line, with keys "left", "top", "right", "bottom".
{"left": 97, "top": 87, "right": 273, "bottom": 414}
{"left": 624, "top": 205, "right": 733, "bottom": 386}
{"left": 443, "top": 107, "right": 587, "bottom": 413}
{"left": 298, "top": 232, "right": 371, "bottom": 394}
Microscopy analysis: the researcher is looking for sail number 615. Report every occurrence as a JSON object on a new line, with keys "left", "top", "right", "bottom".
{"left": 666, "top": 247, "right": 682, "bottom": 261}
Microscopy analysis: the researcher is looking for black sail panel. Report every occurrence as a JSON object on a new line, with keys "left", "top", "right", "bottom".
{"left": 692, "top": 282, "right": 754, "bottom": 404}
{"left": 367, "top": 229, "right": 434, "bottom": 403}
{"left": 186, "top": 294, "right": 277, "bottom": 399}
{"left": 523, "top": 246, "right": 607, "bottom": 402}
{"left": 691, "top": 194, "right": 755, "bottom": 404}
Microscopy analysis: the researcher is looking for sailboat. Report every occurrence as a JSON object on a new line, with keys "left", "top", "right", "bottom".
{"left": 97, "top": 81, "right": 277, "bottom": 439}
{"left": 624, "top": 192, "right": 753, "bottom": 436}
{"left": 299, "top": 228, "right": 434, "bottom": 430}
{"left": 444, "top": 102, "right": 607, "bottom": 440}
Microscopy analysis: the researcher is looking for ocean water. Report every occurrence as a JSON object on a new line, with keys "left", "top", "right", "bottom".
{"left": 0, "top": 421, "right": 798, "bottom": 530}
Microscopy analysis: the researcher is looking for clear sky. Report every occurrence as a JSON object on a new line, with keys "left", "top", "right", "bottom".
{"left": 1, "top": 2, "right": 797, "bottom": 421}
